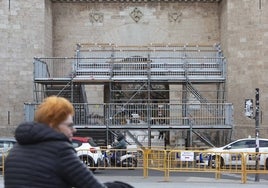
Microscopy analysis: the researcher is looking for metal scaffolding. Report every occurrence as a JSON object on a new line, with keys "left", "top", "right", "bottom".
{"left": 26, "top": 43, "right": 233, "bottom": 147}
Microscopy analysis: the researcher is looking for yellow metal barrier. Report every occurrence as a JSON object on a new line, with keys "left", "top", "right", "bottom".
{"left": 166, "top": 150, "right": 268, "bottom": 183}
{"left": 144, "top": 148, "right": 168, "bottom": 180}
{"left": 167, "top": 150, "right": 222, "bottom": 180}
{"left": 163, "top": 149, "right": 247, "bottom": 183}
{"left": 242, "top": 152, "right": 268, "bottom": 183}
{"left": 75, "top": 147, "right": 268, "bottom": 183}
{"left": 1, "top": 151, "right": 4, "bottom": 174}
{"left": 143, "top": 148, "right": 150, "bottom": 177}
{"left": 140, "top": 148, "right": 253, "bottom": 183}
{"left": 1, "top": 150, "right": 7, "bottom": 176}
{"left": 2, "top": 146, "right": 268, "bottom": 184}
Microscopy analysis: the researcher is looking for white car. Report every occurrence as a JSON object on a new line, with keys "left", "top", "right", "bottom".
{"left": 71, "top": 137, "right": 103, "bottom": 171}
{"left": 197, "top": 138, "right": 268, "bottom": 169}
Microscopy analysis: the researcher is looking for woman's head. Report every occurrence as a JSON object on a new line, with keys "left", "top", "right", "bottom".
{"left": 34, "top": 96, "right": 75, "bottom": 129}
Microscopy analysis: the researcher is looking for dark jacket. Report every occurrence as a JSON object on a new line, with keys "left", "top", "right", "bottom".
{"left": 4, "top": 122, "right": 107, "bottom": 188}
{"left": 113, "top": 139, "right": 127, "bottom": 150}
{"left": 113, "top": 135, "right": 127, "bottom": 150}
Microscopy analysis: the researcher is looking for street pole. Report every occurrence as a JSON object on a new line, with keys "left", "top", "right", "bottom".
{"left": 255, "top": 88, "right": 260, "bottom": 182}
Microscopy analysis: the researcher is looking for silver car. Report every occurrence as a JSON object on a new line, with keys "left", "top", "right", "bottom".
{"left": 0, "top": 137, "right": 16, "bottom": 168}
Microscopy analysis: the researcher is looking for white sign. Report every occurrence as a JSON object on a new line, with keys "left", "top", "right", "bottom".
{"left": 180, "top": 151, "right": 194, "bottom": 161}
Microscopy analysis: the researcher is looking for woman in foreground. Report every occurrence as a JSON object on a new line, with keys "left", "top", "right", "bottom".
{"left": 4, "top": 96, "right": 133, "bottom": 188}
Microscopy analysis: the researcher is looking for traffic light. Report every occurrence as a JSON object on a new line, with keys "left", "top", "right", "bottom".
{"left": 244, "top": 99, "right": 253, "bottom": 118}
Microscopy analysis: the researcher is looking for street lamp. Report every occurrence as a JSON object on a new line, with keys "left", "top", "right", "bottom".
{"left": 254, "top": 88, "right": 260, "bottom": 182}
{"left": 244, "top": 88, "right": 260, "bottom": 182}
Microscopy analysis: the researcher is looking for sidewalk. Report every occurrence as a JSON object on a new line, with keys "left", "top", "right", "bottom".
{"left": 1, "top": 175, "right": 268, "bottom": 188}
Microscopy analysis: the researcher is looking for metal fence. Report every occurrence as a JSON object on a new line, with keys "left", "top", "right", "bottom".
{"left": 34, "top": 57, "right": 75, "bottom": 81}
{"left": 0, "top": 150, "right": 7, "bottom": 176}
{"left": 2, "top": 147, "right": 268, "bottom": 183}
{"left": 143, "top": 149, "right": 268, "bottom": 183}
{"left": 33, "top": 44, "right": 226, "bottom": 82}
{"left": 33, "top": 57, "right": 225, "bottom": 82}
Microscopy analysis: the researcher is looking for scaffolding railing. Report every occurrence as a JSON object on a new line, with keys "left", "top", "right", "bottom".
{"left": 74, "top": 57, "right": 225, "bottom": 82}
{"left": 24, "top": 103, "right": 233, "bottom": 128}
{"left": 33, "top": 57, "right": 224, "bottom": 82}
{"left": 33, "top": 44, "right": 226, "bottom": 83}
{"left": 33, "top": 57, "right": 74, "bottom": 81}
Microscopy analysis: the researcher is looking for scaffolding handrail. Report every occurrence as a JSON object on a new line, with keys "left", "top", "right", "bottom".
{"left": 33, "top": 44, "right": 226, "bottom": 82}
{"left": 24, "top": 102, "right": 233, "bottom": 128}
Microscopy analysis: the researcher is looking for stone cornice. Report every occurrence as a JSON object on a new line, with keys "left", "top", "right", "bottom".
{"left": 51, "top": 0, "right": 221, "bottom": 3}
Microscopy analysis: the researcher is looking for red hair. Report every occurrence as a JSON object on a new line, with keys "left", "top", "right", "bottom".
{"left": 34, "top": 96, "right": 74, "bottom": 128}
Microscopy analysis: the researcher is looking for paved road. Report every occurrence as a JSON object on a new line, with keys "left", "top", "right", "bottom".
{"left": 1, "top": 170, "right": 268, "bottom": 188}
{"left": 98, "top": 176, "right": 268, "bottom": 188}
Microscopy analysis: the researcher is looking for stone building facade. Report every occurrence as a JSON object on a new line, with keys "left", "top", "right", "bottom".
{"left": 0, "top": 0, "right": 268, "bottom": 139}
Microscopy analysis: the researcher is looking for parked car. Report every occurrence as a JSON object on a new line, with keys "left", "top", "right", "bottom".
{"left": 71, "top": 137, "right": 103, "bottom": 171}
{"left": 0, "top": 137, "right": 16, "bottom": 169}
{"left": 196, "top": 138, "right": 268, "bottom": 169}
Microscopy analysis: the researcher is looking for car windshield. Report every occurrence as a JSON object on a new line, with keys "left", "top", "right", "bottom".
{"left": 260, "top": 140, "right": 268, "bottom": 147}
{"left": 228, "top": 140, "right": 255, "bottom": 149}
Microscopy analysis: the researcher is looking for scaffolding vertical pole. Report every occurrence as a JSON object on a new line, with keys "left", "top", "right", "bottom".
{"left": 147, "top": 50, "right": 151, "bottom": 147}
{"left": 182, "top": 84, "right": 189, "bottom": 147}
{"left": 106, "top": 103, "right": 109, "bottom": 146}
{"left": 255, "top": 88, "right": 260, "bottom": 182}
{"left": 107, "top": 83, "right": 111, "bottom": 146}
{"left": 106, "top": 47, "right": 115, "bottom": 145}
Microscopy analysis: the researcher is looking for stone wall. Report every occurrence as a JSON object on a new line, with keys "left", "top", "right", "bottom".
{"left": 220, "top": 0, "right": 268, "bottom": 139}
{"left": 45, "top": 0, "right": 53, "bottom": 56}
{"left": 0, "top": 0, "right": 52, "bottom": 136}
{"left": 52, "top": 2, "right": 220, "bottom": 56}
{"left": 2, "top": 0, "right": 268, "bottom": 140}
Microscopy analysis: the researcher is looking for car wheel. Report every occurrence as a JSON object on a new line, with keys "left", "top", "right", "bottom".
{"left": 104, "top": 158, "right": 110, "bottom": 167}
{"left": 97, "top": 158, "right": 106, "bottom": 170}
{"left": 125, "top": 158, "right": 137, "bottom": 170}
{"left": 80, "top": 156, "right": 96, "bottom": 172}
{"left": 209, "top": 155, "right": 224, "bottom": 169}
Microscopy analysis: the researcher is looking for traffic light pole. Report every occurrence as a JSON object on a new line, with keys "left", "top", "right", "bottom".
{"left": 255, "top": 88, "right": 260, "bottom": 182}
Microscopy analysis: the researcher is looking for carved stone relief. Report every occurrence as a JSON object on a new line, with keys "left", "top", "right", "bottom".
{"left": 168, "top": 12, "right": 182, "bottom": 23}
{"left": 89, "top": 12, "right": 104, "bottom": 23}
{"left": 130, "top": 7, "right": 143, "bottom": 23}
